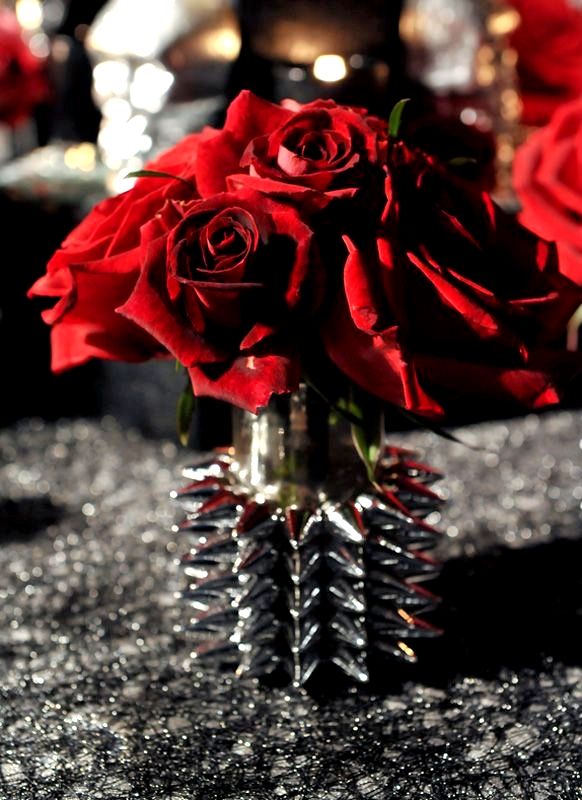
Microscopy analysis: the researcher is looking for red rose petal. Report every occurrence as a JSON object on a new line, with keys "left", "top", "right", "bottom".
{"left": 188, "top": 351, "right": 301, "bottom": 412}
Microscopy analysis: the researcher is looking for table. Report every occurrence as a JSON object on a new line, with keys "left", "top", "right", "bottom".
{"left": 1, "top": 413, "right": 581, "bottom": 799}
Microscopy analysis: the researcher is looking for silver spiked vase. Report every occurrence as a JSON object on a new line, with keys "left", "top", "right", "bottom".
{"left": 172, "top": 385, "right": 443, "bottom": 688}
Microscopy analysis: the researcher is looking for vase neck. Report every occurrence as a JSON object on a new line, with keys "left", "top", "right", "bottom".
{"left": 231, "top": 385, "right": 367, "bottom": 506}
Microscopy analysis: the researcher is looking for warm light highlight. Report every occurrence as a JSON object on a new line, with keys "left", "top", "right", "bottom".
{"left": 313, "top": 54, "right": 347, "bottom": 83}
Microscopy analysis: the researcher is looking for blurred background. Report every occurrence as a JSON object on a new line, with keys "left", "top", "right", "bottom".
{"left": 1, "top": 0, "right": 581, "bottom": 443}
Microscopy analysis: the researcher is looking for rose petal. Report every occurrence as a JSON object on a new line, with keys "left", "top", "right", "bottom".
{"left": 49, "top": 266, "right": 163, "bottom": 372}
{"left": 323, "top": 290, "right": 443, "bottom": 416}
{"left": 117, "top": 226, "right": 225, "bottom": 365}
{"left": 188, "top": 350, "right": 301, "bottom": 412}
{"left": 343, "top": 237, "right": 384, "bottom": 333}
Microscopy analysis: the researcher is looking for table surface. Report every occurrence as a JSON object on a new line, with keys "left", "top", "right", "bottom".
{"left": 1, "top": 413, "right": 581, "bottom": 800}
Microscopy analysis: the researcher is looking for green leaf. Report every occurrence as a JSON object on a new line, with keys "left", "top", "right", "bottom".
{"left": 303, "top": 376, "right": 363, "bottom": 427}
{"left": 351, "top": 418, "right": 382, "bottom": 483}
{"left": 448, "top": 156, "right": 478, "bottom": 168}
{"left": 388, "top": 98, "right": 410, "bottom": 138}
{"left": 176, "top": 383, "right": 196, "bottom": 447}
{"left": 348, "top": 389, "right": 384, "bottom": 482}
{"left": 125, "top": 169, "right": 196, "bottom": 191}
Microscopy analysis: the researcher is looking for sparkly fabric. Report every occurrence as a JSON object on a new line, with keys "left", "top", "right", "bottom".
{"left": 1, "top": 412, "right": 581, "bottom": 799}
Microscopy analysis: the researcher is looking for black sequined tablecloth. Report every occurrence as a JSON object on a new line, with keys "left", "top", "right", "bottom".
{"left": 1, "top": 413, "right": 581, "bottom": 799}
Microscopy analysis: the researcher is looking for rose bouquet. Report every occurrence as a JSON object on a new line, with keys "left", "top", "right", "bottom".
{"left": 29, "top": 91, "right": 582, "bottom": 685}
{"left": 514, "top": 96, "right": 582, "bottom": 287}
{"left": 30, "top": 90, "right": 581, "bottom": 434}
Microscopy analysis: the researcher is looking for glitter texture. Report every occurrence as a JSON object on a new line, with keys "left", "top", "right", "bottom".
{"left": 0, "top": 413, "right": 581, "bottom": 799}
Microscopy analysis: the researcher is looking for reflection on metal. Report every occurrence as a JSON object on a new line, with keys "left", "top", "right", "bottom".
{"left": 173, "top": 389, "right": 444, "bottom": 689}
{"left": 231, "top": 385, "right": 368, "bottom": 507}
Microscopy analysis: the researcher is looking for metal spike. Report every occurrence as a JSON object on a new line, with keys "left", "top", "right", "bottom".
{"left": 369, "top": 607, "right": 442, "bottom": 639}
{"left": 186, "top": 605, "right": 237, "bottom": 634}
{"left": 324, "top": 504, "right": 366, "bottom": 544}
{"left": 331, "top": 648, "right": 369, "bottom": 683}
{"left": 171, "top": 477, "right": 224, "bottom": 500}
{"left": 300, "top": 513, "right": 325, "bottom": 545}
{"left": 234, "top": 543, "right": 279, "bottom": 575}
{"left": 182, "top": 563, "right": 237, "bottom": 587}
{"left": 190, "top": 636, "right": 239, "bottom": 662}
{"left": 368, "top": 573, "right": 441, "bottom": 613}
{"left": 183, "top": 529, "right": 237, "bottom": 557}
{"left": 299, "top": 547, "right": 323, "bottom": 582}
{"left": 366, "top": 540, "right": 439, "bottom": 580}
{"left": 298, "top": 652, "right": 319, "bottom": 686}
{"left": 236, "top": 516, "right": 286, "bottom": 545}
{"left": 328, "top": 577, "right": 366, "bottom": 614}
{"left": 360, "top": 493, "right": 440, "bottom": 536}
{"left": 236, "top": 646, "right": 289, "bottom": 679}
{"left": 330, "top": 612, "right": 367, "bottom": 649}
{"left": 374, "top": 638, "right": 418, "bottom": 663}
{"left": 327, "top": 544, "right": 366, "bottom": 578}
{"left": 174, "top": 441, "right": 443, "bottom": 687}
{"left": 182, "top": 456, "right": 232, "bottom": 482}
{"left": 298, "top": 582, "right": 321, "bottom": 615}
{"left": 236, "top": 501, "right": 272, "bottom": 533}
{"left": 299, "top": 619, "right": 321, "bottom": 651}
{"left": 235, "top": 575, "right": 280, "bottom": 610}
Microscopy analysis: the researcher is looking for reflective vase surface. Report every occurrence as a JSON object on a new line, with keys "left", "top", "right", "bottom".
{"left": 173, "top": 385, "right": 443, "bottom": 688}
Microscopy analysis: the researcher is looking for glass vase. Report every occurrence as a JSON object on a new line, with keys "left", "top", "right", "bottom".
{"left": 173, "top": 385, "right": 443, "bottom": 688}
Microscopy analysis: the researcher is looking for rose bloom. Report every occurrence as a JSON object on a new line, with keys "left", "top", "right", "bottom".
{"left": 514, "top": 97, "right": 582, "bottom": 285}
{"left": 509, "top": 0, "right": 582, "bottom": 126}
{"left": 118, "top": 190, "right": 316, "bottom": 411}
{"left": 29, "top": 90, "right": 385, "bottom": 379}
{"left": 0, "top": 8, "right": 49, "bottom": 126}
{"left": 28, "top": 138, "right": 200, "bottom": 371}
{"left": 324, "top": 142, "right": 582, "bottom": 418}
{"left": 196, "top": 90, "right": 387, "bottom": 207}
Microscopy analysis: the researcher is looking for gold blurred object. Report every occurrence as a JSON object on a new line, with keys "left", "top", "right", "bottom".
{"left": 487, "top": 6, "right": 520, "bottom": 36}
{"left": 400, "top": 0, "right": 523, "bottom": 207}
{"left": 312, "top": 54, "right": 348, "bottom": 83}
{"left": 63, "top": 143, "right": 97, "bottom": 173}
{"left": 248, "top": 0, "right": 388, "bottom": 65}
{"left": 485, "top": 1, "right": 522, "bottom": 207}
{"left": 163, "top": 7, "right": 240, "bottom": 70}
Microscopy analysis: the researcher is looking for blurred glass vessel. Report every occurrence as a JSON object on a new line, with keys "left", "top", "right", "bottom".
{"left": 401, "top": 0, "right": 482, "bottom": 92}
{"left": 86, "top": 0, "right": 240, "bottom": 191}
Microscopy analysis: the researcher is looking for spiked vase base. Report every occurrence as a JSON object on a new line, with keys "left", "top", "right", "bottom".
{"left": 173, "top": 445, "right": 443, "bottom": 688}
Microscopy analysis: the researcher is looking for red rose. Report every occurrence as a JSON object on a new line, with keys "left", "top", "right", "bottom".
{"left": 514, "top": 97, "right": 582, "bottom": 285}
{"left": 324, "top": 142, "right": 582, "bottom": 417}
{"left": 0, "top": 8, "right": 49, "bottom": 126}
{"left": 28, "top": 137, "right": 200, "bottom": 371}
{"left": 196, "top": 90, "right": 387, "bottom": 205}
{"left": 118, "top": 189, "right": 315, "bottom": 411}
{"left": 509, "top": 0, "right": 582, "bottom": 125}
